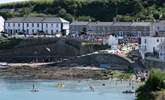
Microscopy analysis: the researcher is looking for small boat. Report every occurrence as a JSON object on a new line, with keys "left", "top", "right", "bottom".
{"left": 31, "top": 89, "right": 39, "bottom": 92}
{"left": 122, "top": 90, "right": 135, "bottom": 94}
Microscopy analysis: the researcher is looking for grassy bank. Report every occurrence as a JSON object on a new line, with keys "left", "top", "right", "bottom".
{"left": 136, "top": 69, "right": 165, "bottom": 100}
{"left": 94, "top": 70, "right": 133, "bottom": 80}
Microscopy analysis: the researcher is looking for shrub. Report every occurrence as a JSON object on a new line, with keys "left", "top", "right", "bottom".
{"left": 136, "top": 69, "right": 165, "bottom": 100}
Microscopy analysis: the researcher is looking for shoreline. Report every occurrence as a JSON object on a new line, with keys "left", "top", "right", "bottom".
{"left": 0, "top": 64, "right": 135, "bottom": 80}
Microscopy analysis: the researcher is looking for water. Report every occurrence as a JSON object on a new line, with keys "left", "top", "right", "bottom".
{"left": 0, "top": 79, "right": 139, "bottom": 100}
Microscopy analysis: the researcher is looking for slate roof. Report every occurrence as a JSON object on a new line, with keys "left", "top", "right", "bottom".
{"left": 23, "top": 17, "right": 44, "bottom": 23}
{"left": 131, "top": 22, "right": 152, "bottom": 26}
{"left": 88, "top": 22, "right": 152, "bottom": 26}
{"left": 5, "top": 17, "right": 69, "bottom": 23}
{"left": 70, "top": 21, "right": 89, "bottom": 25}
{"left": 88, "top": 22, "right": 113, "bottom": 26}
{"left": 5, "top": 17, "right": 25, "bottom": 23}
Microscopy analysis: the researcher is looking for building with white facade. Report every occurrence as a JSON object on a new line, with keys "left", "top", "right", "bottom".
{"left": 4, "top": 17, "right": 69, "bottom": 35}
{"left": 0, "top": 16, "right": 5, "bottom": 32}
{"left": 140, "top": 36, "right": 165, "bottom": 61}
{"left": 103, "top": 35, "right": 119, "bottom": 50}
{"left": 155, "top": 20, "right": 165, "bottom": 37}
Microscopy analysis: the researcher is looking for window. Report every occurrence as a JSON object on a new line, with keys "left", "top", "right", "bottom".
{"left": 46, "top": 24, "right": 48, "bottom": 28}
{"left": 27, "top": 29, "right": 29, "bottom": 33}
{"left": 56, "top": 24, "right": 58, "bottom": 28}
{"left": 18, "top": 23, "right": 20, "bottom": 27}
{"left": 157, "top": 39, "right": 159, "bottom": 43}
{"left": 157, "top": 27, "right": 159, "bottom": 30}
{"left": 37, "top": 23, "right": 39, "bottom": 27}
{"left": 32, "top": 29, "right": 34, "bottom": 33}
{"left": 51, "top": 24, "right": 53, "bottom": 27}
{"left": 144, "top": 39, "right": 147, "bottom": 44}
{"left": 27, "top": 23, "right": 29, "bottom": 27}
{"left": 8, "top": 23, "right": 10, "bottom": 27}
{"left": 144, "top": 46, "right": 147, "bottom": 51}
{"left": 13, "top": 23, "right": 15, "bottom": 27}
{"left": 32, "top": 23, "right": 34, "bottom": 27}
{"left": 46, "top": 30, "right": 48, "bottom": 33}
{"left": 51, "top": 30, "right": 53, "bottom": 34}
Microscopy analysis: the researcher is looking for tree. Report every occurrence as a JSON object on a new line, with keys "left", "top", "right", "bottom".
{"left": 77, "top": 16, "right": 95, "bottom": 21}
{"left": 80, "top": 27, "right": 87, "bottom": 35}
{"left": 64, "top": 13, "right": 74, "bottom": 22}
{"left": 136, "top": 69, "right": 165, "bottom": 100}
{"left": 58, "top": 8, "right": 67, "bottom": 18}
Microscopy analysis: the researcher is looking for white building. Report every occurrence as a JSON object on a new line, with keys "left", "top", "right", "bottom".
{"left": 0, "top": 16, "right": 5, "bottom": 32}
{"left": 140, "top": 36, "right": 165, "bottom": 61}
{"left": 103, "top": 35, "right": 119, "bottom": 50}
{"left": 4, "top": 17, "right": 69, "bottom": 35}
{"left": 155, "top": 20, "right": 165, "bottom": 36}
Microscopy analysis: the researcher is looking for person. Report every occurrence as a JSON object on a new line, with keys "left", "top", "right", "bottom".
{"left": 31, "top": 84, "right": 39, "bottom": 92}
{"left": 89, "top": 85, "right": 94, "bottom": 92}
{"left": 78, "top": 80, "right": 81, "bottom": 83}
{"left": 57, "top": 83, "right": 64, "bottom": 88}
{"left": 102, "top": 83, "right": 105, "bottom": 86}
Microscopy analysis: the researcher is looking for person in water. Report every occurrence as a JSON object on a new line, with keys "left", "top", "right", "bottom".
{"left": 31, "top": 84, "right": 39, "bottom": 92}
{"left": 89, "top": 85, "right": 95, "bottom": 92}
{"left": 102, "top": 83, "right": 105, "bottom": 86}
{"left": 57, "top": 83, "right": 64, "bottom": 88}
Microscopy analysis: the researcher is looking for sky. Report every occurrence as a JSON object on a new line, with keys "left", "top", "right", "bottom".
{"left": 0, "top": 0, "right": 29, "bottom": 4}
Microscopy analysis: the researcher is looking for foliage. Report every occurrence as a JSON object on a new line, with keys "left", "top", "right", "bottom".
{"left": 136, "top": 69, "right": 165, "bottom": 100}
{"left": 80, "top": 27, "right": 87, "bottom": 35}
{"left": 0, "top": 36, "right": 22, "bottom": 50}
{"left": 0, "top": 0, "right": 165, "bottom": 22}
{"left": 111, "top": 70, "right": 132, "bottom": 79}
{"left": 94, "top": 70, "right": 133, "bottom": 80}
{"left": 77, "top": 16, "right": 95, "bottom": 21}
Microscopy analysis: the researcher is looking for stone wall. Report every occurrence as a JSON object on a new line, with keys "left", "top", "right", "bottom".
{"left": 53, "top": 53, "right": 132, "bottom": 70}
{"left": 0, "top": 38, "right": 109, "bottom": 63}
{"left": 142, "top": 57, "right": 165, "bottom": 70}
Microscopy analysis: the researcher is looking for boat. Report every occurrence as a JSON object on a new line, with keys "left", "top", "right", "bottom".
{"left": 122, "top": 90, "right": 135, "bottom": 94}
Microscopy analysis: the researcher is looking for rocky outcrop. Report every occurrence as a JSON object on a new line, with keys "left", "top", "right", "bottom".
{"left": 0, "top": 66, "right": 102, "bottom": 80}
{"left": 51, "top": 53, "right": 132, "bottom": 70}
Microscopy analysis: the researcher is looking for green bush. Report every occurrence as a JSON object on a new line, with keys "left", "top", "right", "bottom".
{"left": 136, "top": 69, "right": 165, "bottom": 100}
{"left": 1, "top": 0, "right": 165, "bottom": 21}
{"left": 0, "top": 37, "right": 22, "bottom": 50}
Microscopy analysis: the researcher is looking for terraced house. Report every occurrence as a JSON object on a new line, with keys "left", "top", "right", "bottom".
{"left": 70, "top": 21, "right": 155, "bottom": 37}
{"left": 4, "top": 17, "right": 69, "bottom": 35}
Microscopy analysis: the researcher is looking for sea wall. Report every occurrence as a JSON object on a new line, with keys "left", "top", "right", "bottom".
{"left": 142, "top": 57, "right": 165, "bottom": 69}
{"left": 0, "top": 38, "right": 108, "bottom": 63}
{"left": 53, "top": 53, "right": 132, "bottom": 70}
